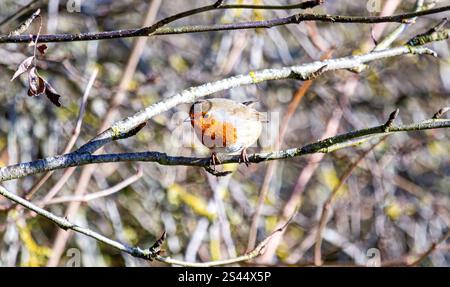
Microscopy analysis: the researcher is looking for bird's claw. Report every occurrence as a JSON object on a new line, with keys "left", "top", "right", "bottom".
{"left": 209, "top": 152, "right": 221, "bottom": 171}
{"left": 238, "top": 149, "right": 250, "bottom": 167}
{"left": 206, "top": 152, "right": 231, "bottom": 177}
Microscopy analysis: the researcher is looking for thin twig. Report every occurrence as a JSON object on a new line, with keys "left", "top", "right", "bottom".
{"left": 384, "top": 108, "right": 400, "bottom": 130}
{"left": 43, "top": 166, "right": 143, "bottom": 205}
{"left": 407, "top": 230, "right": 450, "bottom": 266}
{"left": 313, "top": 137, "right": 388, "bottom": 266}
{"left": 156, "top": 214, "right": 294, "bottom": 267}
{"left": 31, "top": 12, "right": 42, "bottom": 65}
{"left": 373, "top": 0, "right": 428, "bottom": 51}
{"left": 64, "top": 68, "right": 99, "bottom": 154}
{"left": 25, "top": 68, "right": 98, "bottom": 201}
{"left": 9, "top": 8, "right": 40, "bottom": 36}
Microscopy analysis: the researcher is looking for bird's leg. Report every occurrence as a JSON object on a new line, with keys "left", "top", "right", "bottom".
{"left": 210, "top": 152, "right": 221, "bottom": 170}
{"left": 239, "top": 148, "right": 250, "bottom": 167}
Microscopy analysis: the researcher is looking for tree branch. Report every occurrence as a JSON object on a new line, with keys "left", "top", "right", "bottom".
{"left": 0, "top": 184, "right": 288, "bottom": 266}
{"left": 155, "top": 220, "right": 290, "bottom": 267}
{"left": 0, "top": 184, "right": 167, "bottom": 262}
{"left": 0, "top": 5, "right": 448, "bottom": 43}
{"left": 0, "top": 116, "right": 449, "bottom": 182}
{"left": 0, "top": 0, "right": 324, "bottom": 43}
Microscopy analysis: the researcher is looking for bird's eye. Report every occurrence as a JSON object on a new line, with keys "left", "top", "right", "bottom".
{"left": 203, "top": 113, "right": 210, "bottom": 119}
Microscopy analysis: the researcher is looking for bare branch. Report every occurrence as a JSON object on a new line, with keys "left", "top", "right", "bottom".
{"left": 42, "top": 166, "right": 143, "bottom": 205}
{"left": 8, "top": 8, "right": 40, "bottom": 36}
{"left": 407, "top": 17, "right": 449, "bottom": 46}
{"left": 0, "top": 5, "right": 449, "bottom": 43}
{"left": 432, "top": 107, "right": 450, "bottom": 119}
{"left": 384, "top": 108, "right": 400, "bottom": 131}
{"left": 408, "top": 230, "right": 450, "bottom": 266}
{"left": 0, "top": 184, "right": 291, "bottom": 266}
{"left": 0, "top": 116, "right": 449, "bottom": 182}
{"left": 0, "top": 185, "right": 164, "bottom": 261}
{"left": 373, "top": 0, "right": 429, "bottom": 51}
{"left": 314, "top": 137, "right": 387, "bottom": 266}
{"left": 155, "top": 214, "right": 294, "bottom": 267}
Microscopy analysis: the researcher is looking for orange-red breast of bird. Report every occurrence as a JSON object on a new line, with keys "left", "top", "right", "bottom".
{"left": 189, "top": 98, "right": 264, "bottom": 154}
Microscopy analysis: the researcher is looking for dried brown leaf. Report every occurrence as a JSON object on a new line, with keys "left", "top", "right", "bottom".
{"left": 37, "top": 44, "right": 48, "bottom": 55}
{"left": 26, "top": 67, "right": 62, "bottom": 107}
{"left": 10, "top": 56, "right": 34, "bottom": 81}
{"left": 28, "top": 67, "right": 45, "bottom": 96}
{"left": 43, "top": 81, "right": 62, "bottom": 107}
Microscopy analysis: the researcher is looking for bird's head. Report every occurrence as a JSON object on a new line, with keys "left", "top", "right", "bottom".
{"left": 188, "top": 99, "right": 215, "bottom": 129}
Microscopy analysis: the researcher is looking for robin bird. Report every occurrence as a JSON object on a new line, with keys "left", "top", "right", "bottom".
{"left": 189, "top": 98, "right": 265, "bottom": 169}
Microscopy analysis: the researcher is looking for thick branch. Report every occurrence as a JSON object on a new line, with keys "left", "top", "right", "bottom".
{"left": 0, "top": 117, "right": 448, "bottom": 182}
{"left": 0, "top": 5, "right": 449, "bottom": 43}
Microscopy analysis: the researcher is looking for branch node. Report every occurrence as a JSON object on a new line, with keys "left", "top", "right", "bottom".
{"left": 213, "top": 0, "right": 224, "bottom": 8}
{"left": 57, "top": 217, "right": 72, "bottom": 230}
{"left": 204, "top": 166, "right": 232, "bottom": 177}
{"left": 348, "top": 64, "right": 370, "bottom": 73}
{"left": 309, "top": 65, "right": 328, "bottom": 80}
{"left": 301, "top": 0, "right": 325, "bottom": 10}
{"left": 402, "top": 18, "right": 415, "bottom": 24}
{"left": 111, "top": 122, "right": 147, "bottom": 140}
{"left": 145, "top": 231, "right": 166, "bottom": 261}
{"left": 407, "top": 18, "right": 449, "bottom": 46}
{"left": 384, "top": 109, "right": 399, "bottom": 131}
{"left": 432, "top": 107, "right": 450, "bottom": 119}
{"left": 289, "top": 65, "right": 327, "bottom": 81}
{"left": 326, "top": 15, "right": 336, "bottom": 22}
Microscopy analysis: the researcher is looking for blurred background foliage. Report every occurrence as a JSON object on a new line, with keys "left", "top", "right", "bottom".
{"left": 0, "top": 0, "right": 449, "bottom": 266}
